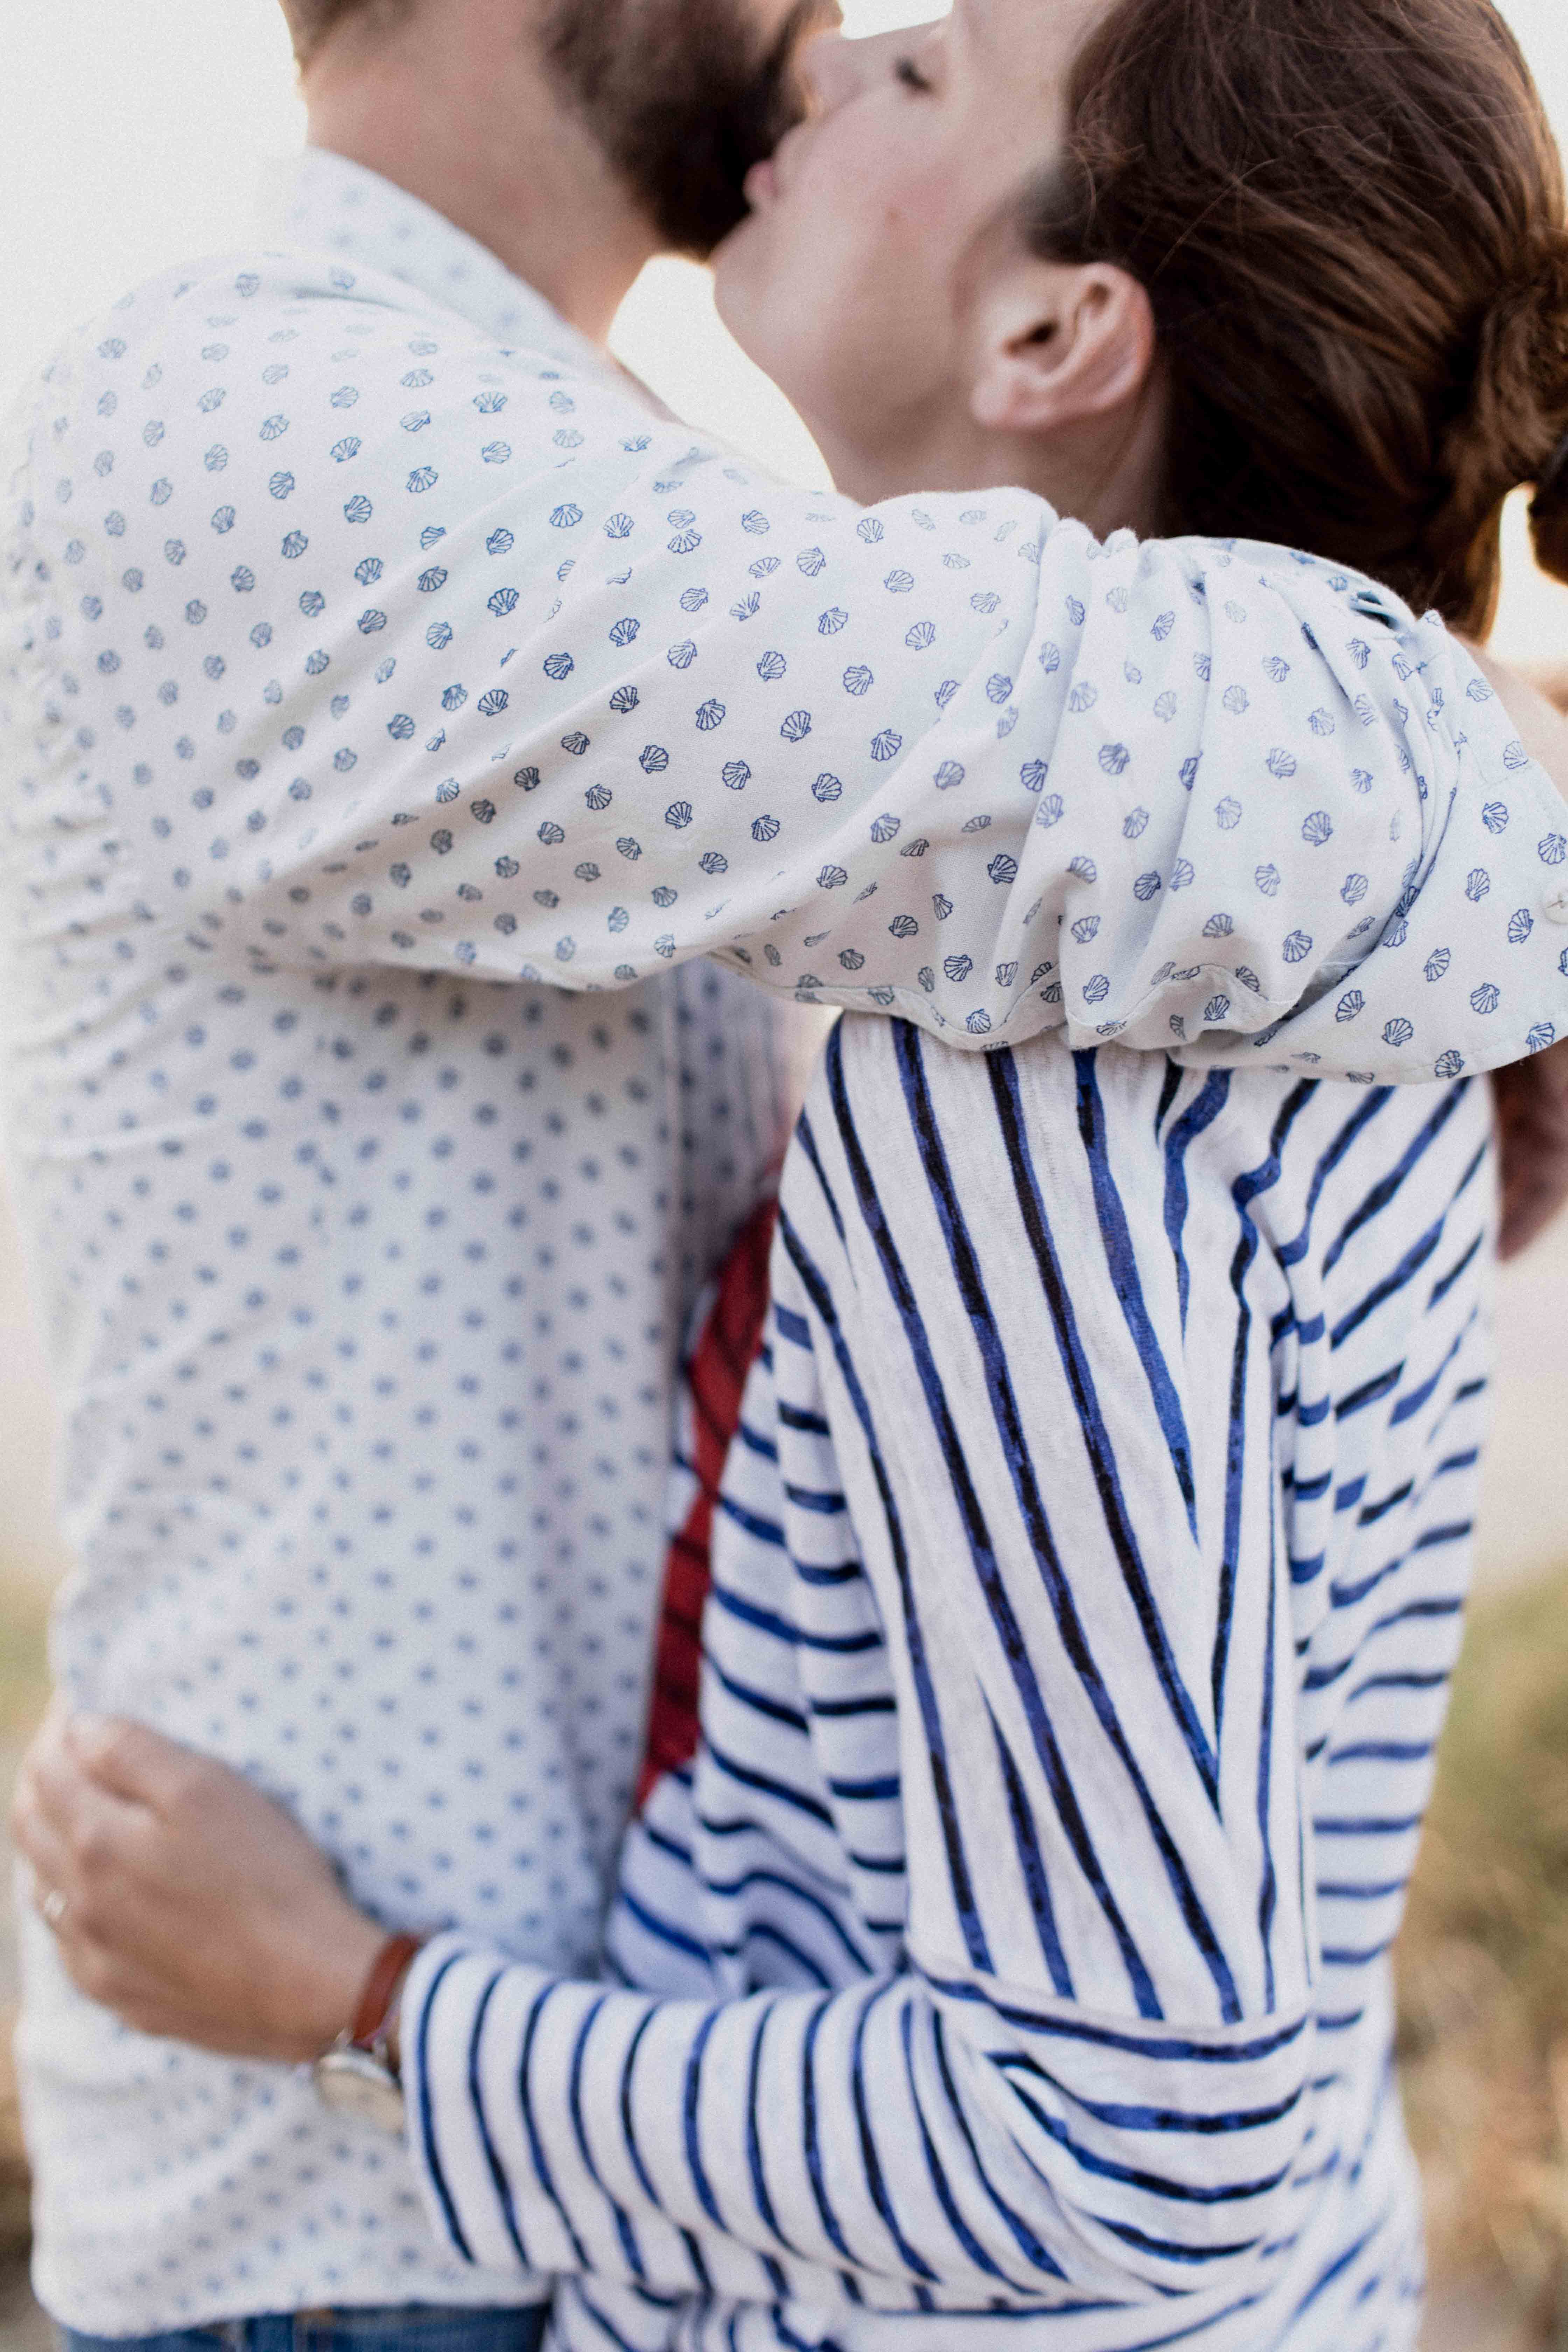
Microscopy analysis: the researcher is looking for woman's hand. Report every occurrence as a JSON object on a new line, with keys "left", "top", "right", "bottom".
{"left": 11, "top": 1709, "right": 388, "bottom": 2063}
{"left": 1495, "top": 1034, "right": 1568, "bottom": 1258}
{"left": 1459, "top": 644, "right": 1568, "bottom": 1259}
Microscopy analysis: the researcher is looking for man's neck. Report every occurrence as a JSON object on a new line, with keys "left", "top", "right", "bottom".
{"left": 302, "top": 8, "right": 659, "bottom": 345}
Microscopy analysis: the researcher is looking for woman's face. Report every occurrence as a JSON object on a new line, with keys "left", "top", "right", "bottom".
{"left": 714, "top": 0, "right": 1107, "bottom": 484}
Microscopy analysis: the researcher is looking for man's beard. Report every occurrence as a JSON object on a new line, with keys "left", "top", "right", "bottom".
{"left": 542, "top": 0, "right": 835, "bottom": 257}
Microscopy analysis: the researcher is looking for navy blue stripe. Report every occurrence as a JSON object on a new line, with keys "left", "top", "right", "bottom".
{"left": 1390, "top": 1315, "right": 1473, "bottom": 1426}
{"left": 848, "top": 1029, "right": 1169, "bottom": 2013}
{"left": 567, "top": 2285, "right": 654, "bottom": 2351}
{"left": 617, "top": 2003, "right": 662, "bottom": 2209}
{"left": 924, "top": 1972, "right": 1310, "bottom": 2062}
{"left": 778, "top": 1192, "right": 994, "bottom": 1975}
{"left": 1277, "top": 1091, "right": 1392, "bottom": 1268}
{"left": 415, "top": 1950, "right": 477, "bottom": 2263}
{"left": 702, "top": 1867, "right": 875, "bottom": 1974}
{"left": 928, "top": 2009, "right": 1070, "bottom": 2281}
{"left": 1321, "top": 1082, "right": 1469, "bottom": 1277}
{"left": 896, "top": 2000, "right": 1018, "bottom": 2286}
{"left": 569, "top": 1991, "right": 646, "bottom": 2278}
{"left": 704, "top": 1729, "right": 836, "bottom": 1823}
{"left": 850, "top": 1982, "right": 939, "bottom": 2286}
{"left": 990, "top": 1049, "right": 1223, "bottom": 1809}
{"left": 682, "top": 2005, "right": 727, "bottom": 2227}
{"left": 1024, "top": 2069, "right": 1308, "bottom": 2137}
{"left": 616, "top": 1883, "right": 724, "bottom": 1968}
{"left": 466, "top": 1966, "right": 533, "bottom": 2267}
{"left": 1345, "top": 1668, "right": 1449, "bottom": 1701}
{"left": 743, "top": 1998, "right": 796, "bottom": 2255}
{"left": 1329, "top": 1218, "right": 1443, "bottom": 1350}
{"left": 1216, "top": 1084, "right": 1316, "bottom": 1736}
{"left": 790, "top": 1556, "right": 867, "bottom": 1586}
{"left": 1002, "top": 2072, "right": 1293, "bottom": 2205}
{"left": 1162, "top": 1068, "right": 1230, "bottom": 1334}
{"left": 800, "top": 1995, "right": 861, "bottom": 2275}
{"left": 793, "top": 1105, "right": 847, "bottom": 1247}
{"left": 708, "top": 1577, "right": 882, "bottom": 1652}
{"left": 988, "top": 1702, "right": 1074, "bottom": 1998}
{"left": 1076, "top": 1048, "right": 1202, "bottom": 1538}
{"left": 517, "top": 1985, "right": 593, "bottom": 2270}
{"left": 1256, "top": 1513, "right": 1279, "bottom": 2010}
{"left": 784, "top": 1479, "right": 847, "bottom": 1514}
{"left": 714, "top": 1491, "right": 785, "bottom": 1548}
{"left": 779, "top": 1399, "right": 832, "bottom": 1435}
{"left": 1154, "top": 1057, "right": 1185, "bottom": 1141}
{"left": 1335, "top": 1363, "right": 1402, "bottom": 1422}
{"left": 705, "top": 1650, "right": 811, "bottom": 1732}
{"left": 1429, "top": 1226, "right": 1484, "bottom": 1308}
{"left": 1356, "top": 1480, "right": 1412, "bottom": 1526}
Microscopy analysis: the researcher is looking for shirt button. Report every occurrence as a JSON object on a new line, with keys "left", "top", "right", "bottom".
{"left": 1544, "top": 884, "right": 1568, "bottom": 925}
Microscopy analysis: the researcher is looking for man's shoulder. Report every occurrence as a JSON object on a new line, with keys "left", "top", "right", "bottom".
{"left": 54, "top": 244, "right": 434, "bottom": 374}
{"left": 4, "top": 240, "right": 576, "bottom": 486}
{"left": 0, "top": 239, "right": 653, "bottom": 613}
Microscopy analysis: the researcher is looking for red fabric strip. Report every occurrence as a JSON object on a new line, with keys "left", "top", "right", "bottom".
{"left": 636, "top": 1199, "right": 778, "bottom": 1809}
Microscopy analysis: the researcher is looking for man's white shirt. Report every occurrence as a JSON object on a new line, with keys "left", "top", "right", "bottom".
{"left": 1, "top": 149, "right": 1565, "bottom": 2330}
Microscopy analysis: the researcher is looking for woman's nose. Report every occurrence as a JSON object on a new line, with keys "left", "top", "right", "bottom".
{"left": 802, "top": 22, "right": 943, "bottom": 114}
{"left": 800, "top": 27, "right": 890, "bottom": 116}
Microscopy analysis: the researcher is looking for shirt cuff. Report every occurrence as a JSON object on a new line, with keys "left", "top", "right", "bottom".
{"left": 402, "top": 1933, "right": 559, "bottom": 2280}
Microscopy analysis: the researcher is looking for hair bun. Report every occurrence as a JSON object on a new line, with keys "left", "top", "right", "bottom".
{"left": 1531, "top": 425, "right": 1568, "bottom": 572}
{"left": 1512, "top": 239, "right": 1568, "bottom": 587}
{"left": 1440, "top": 234, "right": 1568, "bottom": 600}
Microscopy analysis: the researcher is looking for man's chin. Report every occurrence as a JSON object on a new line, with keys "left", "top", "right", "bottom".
{"left": 709, "top": 206, "right": 768, "bottom": 325}
{"left": 709, "top": 216, "right": 803, "bottom": 419}
{"left": 542, "top": 0, "right": 832, "bottom": 261}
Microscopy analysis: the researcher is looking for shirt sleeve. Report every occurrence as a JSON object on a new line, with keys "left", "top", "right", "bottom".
{"left": 71, "top": 251, "right": 1567, "bottom": 1082}
{"left": 399, "top": 1026, "right": 1328, "bottom": 2315}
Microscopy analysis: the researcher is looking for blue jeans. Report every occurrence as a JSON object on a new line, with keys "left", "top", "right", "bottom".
{"left": 59, "top": 2306, "right": 550, "bottom": 2352}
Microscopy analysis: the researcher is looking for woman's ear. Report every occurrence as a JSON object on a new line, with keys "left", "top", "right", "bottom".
{"left": 969, "top": 259, "right": 1155, "bottom": 440}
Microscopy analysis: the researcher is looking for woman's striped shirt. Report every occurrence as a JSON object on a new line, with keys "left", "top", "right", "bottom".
{"left": 404, "top": 1013, "right": 1495, "bottom": 2352}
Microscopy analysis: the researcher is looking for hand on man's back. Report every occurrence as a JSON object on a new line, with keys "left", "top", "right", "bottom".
{"left": 1457, "top": 648, "right": 1568, "bottom": 1256}
{"left": 1496, "top": 1034, "right": 1568, "bottom": 1257}
{"left": 12, "top": 1709, "right": 384, "bottom": 2062}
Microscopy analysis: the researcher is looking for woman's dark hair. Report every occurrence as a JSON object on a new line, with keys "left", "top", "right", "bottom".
{"left": 1028, "top": 0, "right": 1568, "bottom": 633}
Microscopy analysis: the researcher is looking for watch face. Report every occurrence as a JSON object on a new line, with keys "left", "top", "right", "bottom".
{"left": 313, "top": 2046, "right": 406, "bottom": 2135}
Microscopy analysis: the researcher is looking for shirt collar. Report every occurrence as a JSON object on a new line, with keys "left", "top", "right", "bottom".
{"left": 257, "top": 145, "right": 612, "bottom": 379}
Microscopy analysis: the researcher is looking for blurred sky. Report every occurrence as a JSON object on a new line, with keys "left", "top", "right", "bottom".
{"left": 5, "top": 0, "right": 1568, "bottom": 657}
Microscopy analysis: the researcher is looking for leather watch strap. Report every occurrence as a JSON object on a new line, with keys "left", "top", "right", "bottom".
{"left": 349, "top": 1932, "right": 425, "bottom": 2054}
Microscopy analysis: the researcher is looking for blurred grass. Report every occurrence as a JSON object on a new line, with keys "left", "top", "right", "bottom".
{"left": 1397, "top": 1568, "right": 1568, "bottom": 2339}
{"left": 0, "top": 1579, "right": 48, "bottom": 2267}
{"left": 0, "top": 1587, "right": 48, "bottom": 1752}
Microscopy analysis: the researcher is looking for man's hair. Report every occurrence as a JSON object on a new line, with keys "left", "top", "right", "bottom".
{"left": 1029, "top": 0, "right": 1568, "bottom": 633}
{"left": 282, "top": 0, "right": 824, "bottom": 253}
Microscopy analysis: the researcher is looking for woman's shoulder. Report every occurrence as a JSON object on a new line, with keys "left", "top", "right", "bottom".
{"left": 785, "top": 1014, "right": 1493, "bottom": 1284}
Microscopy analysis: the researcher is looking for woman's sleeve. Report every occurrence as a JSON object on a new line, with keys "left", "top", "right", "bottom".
{"left": 102, "top": 284, "right": 1564, "bottom": 1076}
{"left": 400, "top": 1040, "right": 1320, "bottom": 2313}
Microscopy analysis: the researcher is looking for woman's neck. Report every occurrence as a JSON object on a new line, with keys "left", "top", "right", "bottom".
{"left": 819, "top": 383, "right": 1168, "bottom": 538}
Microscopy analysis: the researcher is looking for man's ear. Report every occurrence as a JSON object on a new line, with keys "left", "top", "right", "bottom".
{"left": 969, "top": 259, "right": 1155, "bottom": 439}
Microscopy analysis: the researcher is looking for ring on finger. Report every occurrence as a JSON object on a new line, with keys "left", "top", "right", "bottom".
{"left": 40, "top": 1887, "right": 68, "bottom": 1931}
